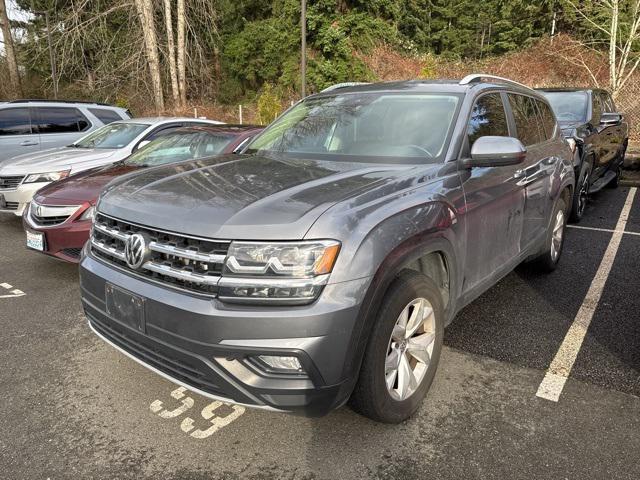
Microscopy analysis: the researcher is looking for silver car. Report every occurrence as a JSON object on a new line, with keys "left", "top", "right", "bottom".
{"left": 0, "top": 117, "right": 222, "bottom": 216}
{"left": 0, "top": 100, "right": 130, "bottom": 162}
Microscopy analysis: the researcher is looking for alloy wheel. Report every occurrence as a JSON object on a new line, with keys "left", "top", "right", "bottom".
{"left": 385, "top": 297, "right": 436, "bottom": 401}
{"left": 550, "top": 209, "right": 565, "bottom": 262}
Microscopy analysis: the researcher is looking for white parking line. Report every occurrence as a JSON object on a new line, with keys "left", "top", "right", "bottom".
{"left": 536, "top": 187, "right": 637, "bottom": 402}
{"left": 568, "top": 224, "right": 640, "bottom": 237}
{"left": 0, "top": 282, "right": 25, "bottom": 299}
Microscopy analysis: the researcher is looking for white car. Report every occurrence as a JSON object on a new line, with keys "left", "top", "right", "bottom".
{"left": 0, "top": 117, "right": 222, "bottom": 216}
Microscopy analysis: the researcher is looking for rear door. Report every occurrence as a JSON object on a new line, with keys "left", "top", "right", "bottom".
{"left": 33, "top": 106, "right": 92, "bottom": 151}
{"left": 506, "top": 93, "right": 557, "bottom": 250}
{"left": 0, "top": 107, "right": 39, "bottom": 161}
{"left": 459, "top": 92, "right": 526, "bottom": 294}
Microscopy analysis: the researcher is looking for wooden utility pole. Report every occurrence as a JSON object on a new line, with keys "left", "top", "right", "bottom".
{"left": 0, "top": 0, "right": 22, "bottom": 96}
{"left": 301, "top": 0, "right": 306, "bottom": 98}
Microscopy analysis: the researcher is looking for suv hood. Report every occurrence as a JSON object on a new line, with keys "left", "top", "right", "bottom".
{"left": 98, "top": 154, "right": 418, "bottom": 240}
{"left": 0, "top": 147, "right": 120, "bottom": 175}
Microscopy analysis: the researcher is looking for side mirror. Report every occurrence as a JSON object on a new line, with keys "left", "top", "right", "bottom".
{"left": 600, "top": 112, "right": 622, "bottom": 126}
{"left": 466, "top": 136, "right": 526, "bottom": 168}
{"left": 137, "top": 140, "right": 151, "bottom": 150}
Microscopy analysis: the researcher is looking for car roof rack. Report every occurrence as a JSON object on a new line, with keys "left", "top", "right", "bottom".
{"left": 7, "top": 99, "right": 115, "bottom": 107}
{"left": 320, "top": 82, "right": 370, "bottom": 93}
{"left": 459, "top": 74, "right": 531, "bottom": 90}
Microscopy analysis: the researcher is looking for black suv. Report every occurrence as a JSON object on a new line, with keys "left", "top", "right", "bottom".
{"left": 538, "top": 88, "right": 629, "bottom": 221}
{"left": 80, "top": 75, "right": 574, "bottom": 423}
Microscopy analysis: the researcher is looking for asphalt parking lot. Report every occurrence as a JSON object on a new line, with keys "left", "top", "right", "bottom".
{"left": 1, "top": 186, "right": 639, "bottom": 480}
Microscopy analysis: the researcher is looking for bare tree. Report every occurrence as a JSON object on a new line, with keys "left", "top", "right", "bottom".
{"left": 134, "top": 0, "right": 164, "bottom": 111}
{"left": 163, "top": 0, "right": 179, "bottom": 106}
{"left": 567, "top": 0, "right": 640, "bottom": 98}
{"left": 176, "top": 0, "right": 186, "bottom": 106}
{"left": 0, "top": 0, "right": 22, "bottom": 96}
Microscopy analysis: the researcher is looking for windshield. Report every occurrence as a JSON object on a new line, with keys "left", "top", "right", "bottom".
{"left": 245, "top": 92, "right": 462, "bottom": 163}
{"left": 541, "top": 91, "right": 589, "bottom": 123}
{"left": 73, "top": 123, "right": 149, "bottom": 149}
{"left": 125, "top": 131, "right": 236, "bottom": 167}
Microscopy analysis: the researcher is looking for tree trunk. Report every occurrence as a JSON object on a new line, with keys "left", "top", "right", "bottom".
{"left": 0, "top": 0, "right": 22, "bottom": 97}
{"left": 135, "top": 0, "right": 164, "bottom": 112}
{"left": 176, "top": 0, "right": 186, "bottom": 107}
{"left": 163, "top": 0, "right": 179, "bottom": 106}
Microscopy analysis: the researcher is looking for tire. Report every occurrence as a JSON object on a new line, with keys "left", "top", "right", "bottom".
{"left": 569, "top": 160, "right": 592, "bottom": 223}
{"left": 349, "top": 270, "right": 444, "bottom": 423}
{"left": 531, "top": 196, "right": 568, "bottom": 273}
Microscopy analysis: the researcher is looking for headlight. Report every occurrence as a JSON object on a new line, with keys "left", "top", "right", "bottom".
{"left": 218, "top": 240, "right": 340, "bottom": 304}
{"left": 79, "top": 205, "right": 95, "bottom": 221}
{"left": 24, "top": 170, "right": 70, "bottom": 183}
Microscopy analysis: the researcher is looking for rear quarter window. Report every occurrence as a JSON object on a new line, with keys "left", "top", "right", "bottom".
{"left": 89, "top": 108, "right": 124, "bottom": 125}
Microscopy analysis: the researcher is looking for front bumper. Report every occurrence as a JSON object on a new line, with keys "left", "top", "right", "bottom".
{"left": 23, "top": 210, "right": 91, "bottom": 263}
{"left": 0, "top": 182, "right": 50, "bottom": 216}
{"left": 80, "top": 249, "right": 370, "bottom": 416}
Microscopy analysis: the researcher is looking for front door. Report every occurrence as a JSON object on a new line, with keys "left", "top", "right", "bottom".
{"left": 460, "top": 92, "right": 526, "bottom": 296}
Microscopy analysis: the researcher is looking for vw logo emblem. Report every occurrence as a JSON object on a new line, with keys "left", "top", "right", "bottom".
{"left": 124, "top": 233, "right": 149, "bottom": 270}
{"left": 35, "top": 205, "right": 43, "bottom": 217}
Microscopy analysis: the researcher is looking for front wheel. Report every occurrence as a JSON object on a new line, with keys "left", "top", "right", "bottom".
{"left": 532, "top": 197, "right": 568, "bottom": 272}
{"left": 349, "top": 271, "right": 444, "bottom": 423}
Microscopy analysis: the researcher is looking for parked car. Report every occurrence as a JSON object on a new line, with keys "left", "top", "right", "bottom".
{"left": 0, "top": 99, "right": 130, "bottom": 162}
{"left": 79, "top": 75, "right": 574, "bottom": 423}
{"left": 23, "top": 125, "right": 263, "bottom": 263}
{"left": 537, "top": 88, "right": 628, "bottom": 222}
{"left": 0, "top": 117, "right": 222, "bottom": 217}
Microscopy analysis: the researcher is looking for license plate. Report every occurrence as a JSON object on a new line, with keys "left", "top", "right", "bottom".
{"left": 26, "top": 230, "right": 44, "bottom": 251}
{"left": 105, "top": 283, "right": 146, "bottom": 332}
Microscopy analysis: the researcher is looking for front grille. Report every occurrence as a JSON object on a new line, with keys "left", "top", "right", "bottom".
{"left": 0, "top": 175, "right": 24, "bottom": 190}
{"left": 90, "top": 213, "right": 229, "bottom": 295}
{"left": 89, "top": 313, "right": 224, "bottom": 395}
{"left": 62, "top": 248, "right": 82, "bottom": 259}
{"left": 29, "top": 203, "right": 78, "bottom": 226}
{"left": 2, "top": 201, "right": 19, "bottom": 211}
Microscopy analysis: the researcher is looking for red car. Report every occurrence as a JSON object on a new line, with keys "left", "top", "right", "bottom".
{"left": 23, "top": 124, "right": 263, "bottom": 263}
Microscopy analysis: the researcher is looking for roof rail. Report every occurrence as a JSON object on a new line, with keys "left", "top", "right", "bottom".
{"left": 320, "top": 82, "right": 370, "bottom": 93}
{"left": 8, "top": 99, "right": 115, "bottom": 107}
{"left": 459, "top": 74, "right": 531, "bottom": 90}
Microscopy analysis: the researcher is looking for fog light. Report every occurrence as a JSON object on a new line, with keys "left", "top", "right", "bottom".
{"left": 258, "top": 355, "right": 302, "bottom": 371}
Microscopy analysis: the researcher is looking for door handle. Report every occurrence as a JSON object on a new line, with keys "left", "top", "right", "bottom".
{"left": 19, "top": 140, "right": 38, "bottom": 146}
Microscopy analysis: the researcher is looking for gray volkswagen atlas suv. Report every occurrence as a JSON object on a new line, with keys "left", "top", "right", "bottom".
{"left": 80, "top": 75, "right": 574, "bottom": 423}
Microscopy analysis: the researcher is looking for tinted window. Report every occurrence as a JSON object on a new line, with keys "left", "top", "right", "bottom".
{"left": 0, "top": 108, "right": 31, "bottom": 136}
{"left": 89, "top": 108, "right": 123, "bottom": 125}
{"left": 35, "top": 107, "right": 90, "bottom": 134}
{"left": 536, "top": 101, "right": 557, "bottom": 140}
{"left": 467, "top": 93, "right": 509, "bottom": 147}
{"left": 246, "top": 93, "right": 462, "bottom": 163}
{"left": 542, "top": 91, "right": 588, "bottom": 122}
{"left": 508, "top": 94, "right": 544, "bottom": 146}
{"left": 73, "top": 123, "right": 149, "bottom": 149}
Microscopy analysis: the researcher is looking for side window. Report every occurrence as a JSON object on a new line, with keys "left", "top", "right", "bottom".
{"left": 601, "top": 92, "right": 615, "bottom": 113}
{"left": 467, "top": 93, "right": 509, "bottom": 147}
{"left": 536, "top": 101, "right": 557, "bottom": 140}
{"left": 34, "top": 107, "right": 91, "bottom": 134}
{"left": 508, "top": 94, "right": 544, "bottom": 146}
{"left": 0, "top": 108, "right": 32, "bottom": 136}
{"left": 89, "top": 108, "right": 124, "bottom": 125}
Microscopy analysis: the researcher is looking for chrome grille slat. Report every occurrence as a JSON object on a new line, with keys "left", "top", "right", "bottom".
{"left": 90, "top": 213, "right": 228, "bottom": 295}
